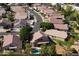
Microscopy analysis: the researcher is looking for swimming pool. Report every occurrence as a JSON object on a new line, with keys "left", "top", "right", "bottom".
{"left": 32, "top": 49, "right": 40, "bottom": 55}
{"left": 0, "top": 26, "right": 4, "bottom": 29}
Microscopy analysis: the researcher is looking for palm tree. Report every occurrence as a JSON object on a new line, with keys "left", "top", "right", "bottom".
{"left": 47, "top": 44, "right": 56, "bottom": 56}
{"left": 24, "top": 43, "right": 32, "bottom": 55}
{"left": 40, "top": 44, "right": 47, "bottom": 56}
{"left": 62, "top": 4, "right": 75, "bottom": 18}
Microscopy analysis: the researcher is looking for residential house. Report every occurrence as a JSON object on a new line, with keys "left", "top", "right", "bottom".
{"left": 44, "top": 29, "right": 68, "bottom": 41}
{"left": 11, "top": 6, "right": 28, "bottom": 29}
{"left": 37, "top": 5, "right": 48, "bottom": 13}
{"left": 11, "top": 6, "right": 28, "bottom": 20}
{"left": 52, "top": 13, "right": 64, "bottom": 20}
{"left": 53, "top": 24, "right": 69, "bottom": 30}
{"left": 14, "top": 12, "right": 27, "bottom": 20}
{"left": 48, "top": 17, "right": 64, "bottom": 24}
{"left": 31, "top": 31, "right": 50, "bottom": 47}
{"left": 2, "top": 34, "right": 22, "bottom": 50}
{"left": 11, "top": 6, "right": 25, "bottom": 13}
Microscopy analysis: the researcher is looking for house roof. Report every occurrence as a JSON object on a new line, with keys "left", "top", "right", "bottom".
{"left": 3, "top": 34, "right": 13, "bottom": 47}
{"left": 31, "top": 31, "right": 44, "bottom": 43}
{"left": 37, "top": 5, "right": 47, "bottom": 12}
{"left": 48, "top": 17, "right": 64, "bottom": 24}
{"left": 31, "top": 31, "right": 49, "bottom": 44}
{"left": 55, "top": 45, "right": 65, "bottom": 54}
{"left": 11, "top": 6, "right": 27, "bottom": 20}
{"left": 43, "top": 8, "right": 54, "bottom": 14}
{"left": 11, "top": 6, "right": 25, "bottom": 13}
{"left": 52, "top": 13, "right": 64, "bottom": 20}
{"left": 37, "top": 5, "right": 54, "bottom": 15}
{"left": 44, "top": 29, "right": 68, "bottom": 39}
{"left": 3, "top": 34, "right": 22, "bottom": 49}
{"left": 14, "top": 12, "right": 27, "bottom": 20}
{"left": 0, "top": 7, "right": 6, "bottom": 16}
{"left": 54, "top": 24, "right": 69, "bottom": 30}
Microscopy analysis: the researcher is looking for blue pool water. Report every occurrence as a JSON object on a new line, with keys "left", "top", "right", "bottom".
{"left": 32, "top": 49, "right": 40, "bottom": 55}
{"left": 0, "top": 26, "right": 3, "bottom": 29}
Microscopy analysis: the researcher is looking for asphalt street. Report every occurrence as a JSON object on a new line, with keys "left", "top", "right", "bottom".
{"left": 27, "top": 8, "right": 42, "bottom": 33}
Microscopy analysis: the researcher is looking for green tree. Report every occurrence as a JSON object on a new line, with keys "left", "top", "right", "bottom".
{"left": 20, "top": 27, "right": 32, "bottom": 42}
{"left": 40, "top": 44, "right": 47, "bottom": 56}
{"left": 6, "top": 13, "right": 14, "bottom": 22}
{"left": 40, "top": 22, "right": 54, "bottom": 31}
{"left": 47, "top": 44, "right": 56, "bottom": 56}
{"left": 62, "top": 4, "right": 75, "bottom": 18}
{"left": 24, "top": 43, "right": 32, "bottom": 55}
{"left": 55, "top": 3, "right": 62, "bottom": 11}
{"left": 0, "top": 3, "right": 11, "bottom": 11}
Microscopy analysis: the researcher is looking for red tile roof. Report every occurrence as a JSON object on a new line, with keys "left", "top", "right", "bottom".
{"left": 11, "top": 6, "right": 27, "bottom": 20}
{"left": 3, "top": 34, "right": 13, "bottom": 47}
{"left": 31, "top": 31, "right": 44, "bottom": 43}
{"left": 48, "top": 17, "right": 64, "bottom": 24}
{"left": 3, "top": 34, "right": 22, "bottom": 49}
{"left": 54, "top": 24, "right": 69, "bottom": 30}
{"left": 44, "top": 29, "right": 68, "bottom": 39}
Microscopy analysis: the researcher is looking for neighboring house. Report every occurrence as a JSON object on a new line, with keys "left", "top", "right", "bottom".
{"left": 14, "top": 12, "right": 27, "bottom": 20}
{"left": 53, "top": 24, "right": 69, "bottom": 30}
{"left": 11, "top": 6, "right": 27, "bottom": 20}
{"left": 2, "top": 34, "right": 22, "bottom": 50}
{"left": 11, "top": 6, "right": 28, "bottom": 29}
{"left": 44, "top": 29, "right": 68, "bottom": 41}
{"left": 48, "top": 17, "right": 64, "bottom": 24}
{"left": 31, "top": 31, "right": 50, "bottom": 47}
{"left": 37, "top": 5, "right": 47, "bottom": 13}
{"left": 11, "top": 6, "right": 26, "bottom": 13}
{"left": 0, "top": 7, "right": 6, "bottom": 17}
{"left": 33, "top": 4, "right": 65, "bottom": 25}
{"left": 52, "top": 13, "right": 64, "bottom": 20}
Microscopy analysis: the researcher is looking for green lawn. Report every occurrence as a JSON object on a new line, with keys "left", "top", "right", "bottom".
{"left": 55, "top": 39, "right": 73, "bottom": 46}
